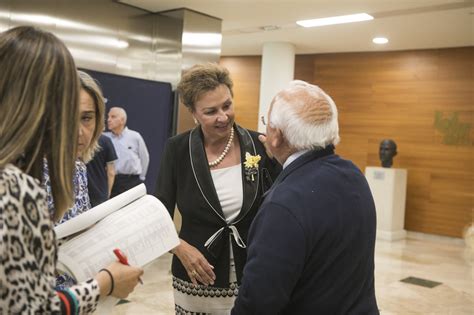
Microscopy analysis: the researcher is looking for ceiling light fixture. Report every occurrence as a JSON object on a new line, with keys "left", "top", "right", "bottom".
{"left": 59, "top": 34, "right": 129, "bottom": 49}
{"left": 182, "top": 32, "right": 222, "bottom": 47}
{"left": 10, "top": 13, "right": 105, "bottom": 32}
{"left": 296, "top": 13, "right": 373, "bottom": 28}
{"left": 373, "top": 37, "right": 389, "bottom": 44}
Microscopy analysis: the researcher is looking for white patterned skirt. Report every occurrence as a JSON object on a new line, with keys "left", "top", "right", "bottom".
{"left": 173, "top": 259, "right": 238, "bottom": 315}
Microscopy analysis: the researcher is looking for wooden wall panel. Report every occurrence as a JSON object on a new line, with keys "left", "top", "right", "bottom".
{"left": 299, "top": 47, "right": 474, "bottom": 238}
{"left": 222, "top": 47, "right": 473, "bottom": 238}
{"left": 220, "top": 56, "right": 261, "bottom": 131}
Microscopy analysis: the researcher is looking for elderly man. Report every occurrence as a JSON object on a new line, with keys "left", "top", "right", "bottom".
{"left": 105, "top": 107, "right": 149, "bottom": 197}
{"left": 232, "top": 81, "right": 379, "bottom": 314}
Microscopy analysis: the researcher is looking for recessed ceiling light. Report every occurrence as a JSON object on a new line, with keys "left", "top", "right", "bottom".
{"left": 373, "top": 37, "right": 389, "bottom": 44}
{"left": 296, "top": 13, "right": 373, "bottom": 28}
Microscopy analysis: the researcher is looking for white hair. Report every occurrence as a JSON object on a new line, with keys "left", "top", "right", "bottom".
{"left": 269, "top": 80, "right": 340, "bottom": 150}
{"left": 110, "top": 106, "right": 127, "bottom": 124}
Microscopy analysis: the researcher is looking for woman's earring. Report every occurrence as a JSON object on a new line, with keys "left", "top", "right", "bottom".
{"left": 193, "top": 117, "right": 198, "bottom": 125}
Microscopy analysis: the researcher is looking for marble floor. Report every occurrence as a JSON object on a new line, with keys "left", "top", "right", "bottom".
{"left": 111, "top": 233, "right": 473, "bottom": 314}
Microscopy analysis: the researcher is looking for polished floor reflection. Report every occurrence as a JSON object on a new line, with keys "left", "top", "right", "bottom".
{"left": 112, "top": 234, "right": 473, "bottom": 314}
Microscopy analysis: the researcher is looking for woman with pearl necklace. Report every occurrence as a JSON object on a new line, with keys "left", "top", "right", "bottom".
{"left": 155, "top": 63, "right": 281, "bottom": 314}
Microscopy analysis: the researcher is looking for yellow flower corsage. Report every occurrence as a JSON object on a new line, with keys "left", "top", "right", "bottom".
{"left": 244, "top": 152, "right": 261, "bottom": 182}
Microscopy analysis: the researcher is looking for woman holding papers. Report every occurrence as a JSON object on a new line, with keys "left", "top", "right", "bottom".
{"left": 155, "top": 63, "right": 280, "bottom": 313}
{"left": 43, "top": 70, "right": 106, "bottom": 289}
{"left": 0, "top": 26, "right": 143, "bottom": 314}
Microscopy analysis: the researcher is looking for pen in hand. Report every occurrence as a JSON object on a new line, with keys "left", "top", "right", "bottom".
{"left": 113, "top": 248, "right": 144, "bottom": 285}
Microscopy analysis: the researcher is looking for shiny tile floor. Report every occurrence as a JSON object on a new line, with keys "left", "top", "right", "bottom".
{"left": 112, "top": 233, "right": 473, "bottom": 314}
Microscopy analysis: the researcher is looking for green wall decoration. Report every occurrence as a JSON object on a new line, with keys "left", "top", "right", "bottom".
{"left": 434, "top": 111, "right": 471, "bottom": 145}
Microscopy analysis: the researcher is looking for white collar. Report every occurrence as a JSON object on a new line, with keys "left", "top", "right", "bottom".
{"left": 112, "top": 126, "right": 128, "bottom": 137}
{"left": 283, "top": 150, "right": 309, "bottom": 169}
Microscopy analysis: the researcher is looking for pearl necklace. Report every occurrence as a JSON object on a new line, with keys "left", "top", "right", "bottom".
{"left": 208, "top": 127, "right": 234, "bottom": 167}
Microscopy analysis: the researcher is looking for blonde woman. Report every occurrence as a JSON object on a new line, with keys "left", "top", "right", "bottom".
{"left": 43, "top": 70, "right": 108, "bottom": 289}
{"left": 0, "top": 26, "right": 143, "bottom": 314}
{"left": 44, "top": 70, "right": 106, "bottom": 224}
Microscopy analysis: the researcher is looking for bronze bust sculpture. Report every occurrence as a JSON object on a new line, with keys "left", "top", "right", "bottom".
{"left": 379, "top": 139, "right": 397, "bottom": 168}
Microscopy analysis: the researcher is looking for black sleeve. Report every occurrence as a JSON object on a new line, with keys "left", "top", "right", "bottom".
{"left": 102, "top": 136, "right": 118, "bottom": 162}
{"left": 154, "top": 138, "right": 177, "bottom": 218}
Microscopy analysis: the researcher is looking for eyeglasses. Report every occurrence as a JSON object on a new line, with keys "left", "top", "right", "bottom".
{"left": 260, "top": 115, "right": 267, "bottom": 126}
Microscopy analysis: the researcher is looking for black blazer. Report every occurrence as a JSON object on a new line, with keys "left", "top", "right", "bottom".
{"left": 155, "top": 124, "right": 280, "bottom": 287}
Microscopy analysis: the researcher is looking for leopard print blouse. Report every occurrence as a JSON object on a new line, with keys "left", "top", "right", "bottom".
{"left": 0, "top": 164, "right": 100, "bottom": 314}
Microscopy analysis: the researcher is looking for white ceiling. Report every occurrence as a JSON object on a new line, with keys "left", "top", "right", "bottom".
{"left": 120, "top": 0, "right": 474, "bottom": 56}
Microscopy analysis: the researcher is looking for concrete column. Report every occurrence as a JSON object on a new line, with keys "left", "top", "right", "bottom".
{"left": 258, "top": 42, "right": 295, "bottom": 132}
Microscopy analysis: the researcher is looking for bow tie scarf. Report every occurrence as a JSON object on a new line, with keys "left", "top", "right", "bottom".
{"left": 204, "top": 225, "right": 247, "bottom": 258}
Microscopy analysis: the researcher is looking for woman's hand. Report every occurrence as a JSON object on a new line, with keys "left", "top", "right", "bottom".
{"left": 95, "top": 262, "right": 144, "bottom": 299}
{"left": 172, "top": 239, "right": 216, "bottom": 286}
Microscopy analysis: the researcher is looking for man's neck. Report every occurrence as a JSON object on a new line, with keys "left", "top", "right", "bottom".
{"left": 276, "top": 147, "right": 297, "bottom": 167}
{"left": 112, "top": 126, "right": 125, "bottom": 136}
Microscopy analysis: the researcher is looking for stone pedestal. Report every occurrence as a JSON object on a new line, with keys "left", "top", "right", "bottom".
{"left": 365, "top": 167, "right": 408, "bottom": 241}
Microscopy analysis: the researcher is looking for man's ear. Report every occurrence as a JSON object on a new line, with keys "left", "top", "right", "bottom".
{"left": 271, "top": 128, "right": 284, "bottom": 148}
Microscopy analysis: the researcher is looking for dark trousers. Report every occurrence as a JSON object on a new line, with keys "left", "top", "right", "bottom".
{"left": 110, "top": 174, "right": 143, "bottom": 197}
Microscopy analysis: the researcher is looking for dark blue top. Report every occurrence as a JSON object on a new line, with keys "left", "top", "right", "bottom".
{"left": 232, "top": 148, "right": 379, "bottom": 315}
{"left": 87, "top": 134, "right": 117, "bottom": 207}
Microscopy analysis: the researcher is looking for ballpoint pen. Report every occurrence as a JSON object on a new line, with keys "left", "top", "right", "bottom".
{"left": 113, "top": 248, "right": 144, "bottom": 284}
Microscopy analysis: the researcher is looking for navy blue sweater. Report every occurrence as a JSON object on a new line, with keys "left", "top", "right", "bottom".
{"left": 232, "top": 148, "right": 379, "bottom": 315}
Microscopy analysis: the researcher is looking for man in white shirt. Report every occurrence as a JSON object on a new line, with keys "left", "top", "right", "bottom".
{"left": 105, "top": 107, "right": 149, "bottom": 197}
